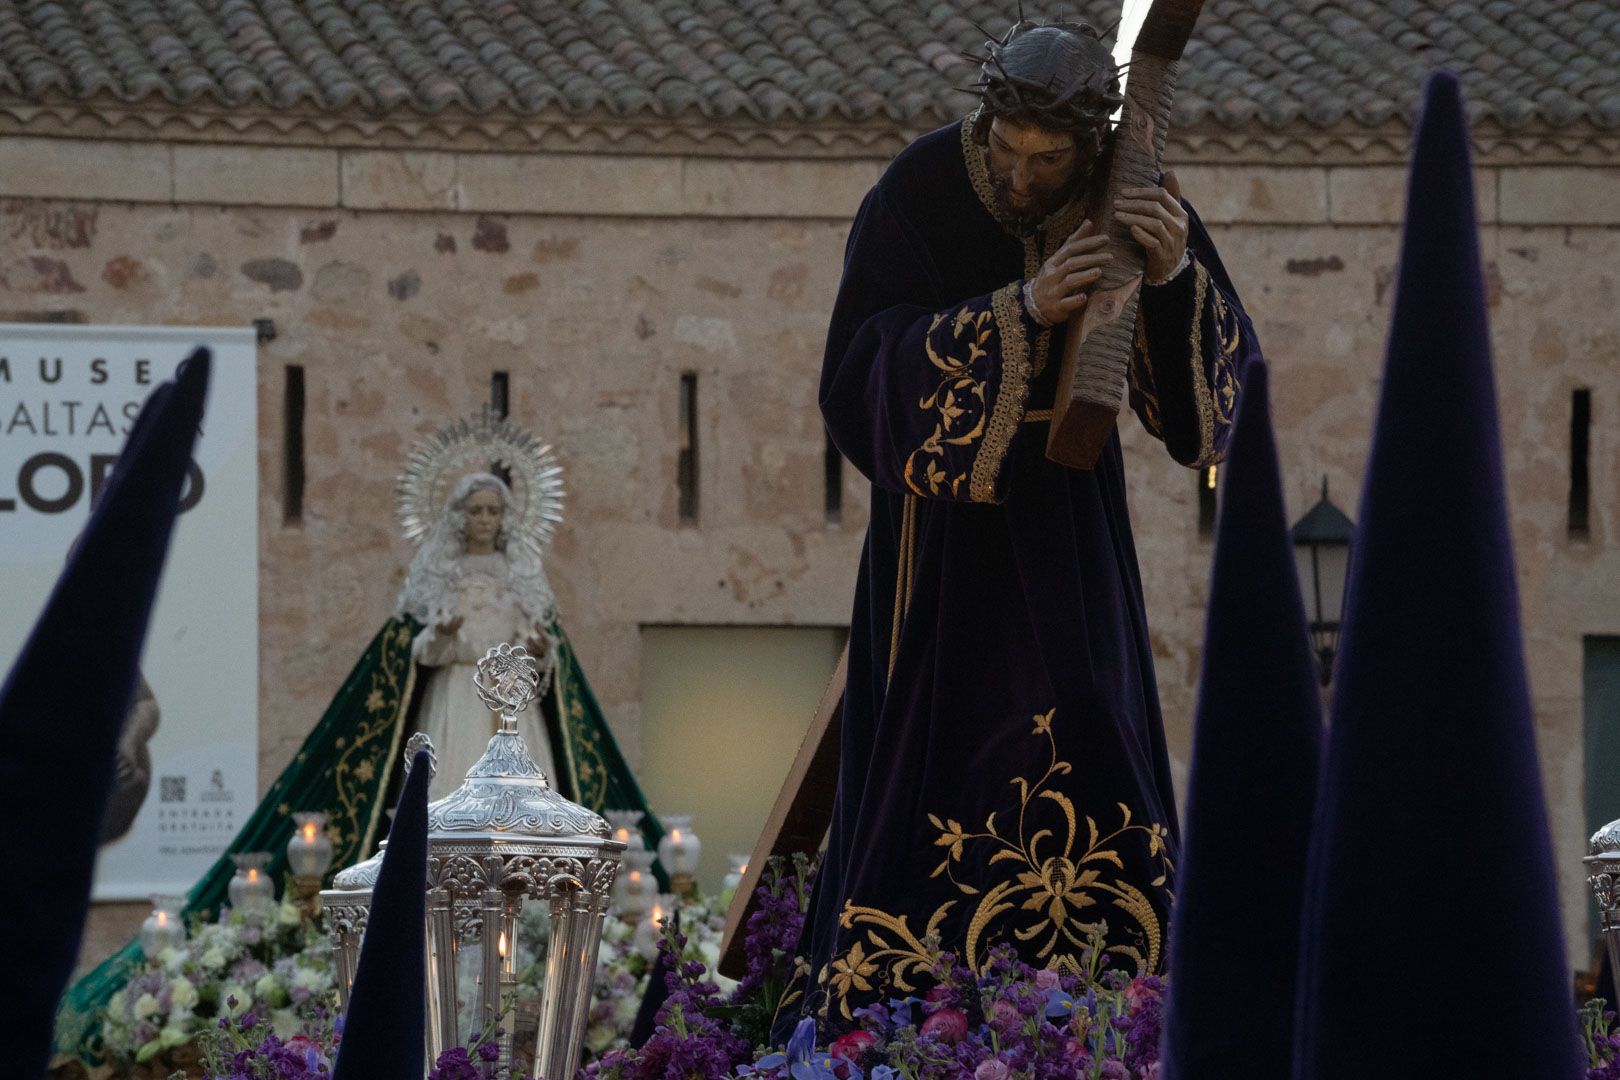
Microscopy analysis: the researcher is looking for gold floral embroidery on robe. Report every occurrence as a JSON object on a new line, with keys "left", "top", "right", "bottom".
{"left": 336, "top": 619, "right": 417, "bottom": 860}
{"left": 820, "top": 710, "right": 1172, "bottom": 1019}
{"left": 1128, "top": 261, "right": 1246, "bottom": 467}
{"left": 903, "top": 300, "right": 1003, "bottom": 500}
{"left": 1209, "top": 284, "right": 1242, "bottom": 429}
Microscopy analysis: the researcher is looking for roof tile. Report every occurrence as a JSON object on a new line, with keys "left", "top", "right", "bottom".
{"left": 0, "top": 0, "right": 1614, "bottom": 130}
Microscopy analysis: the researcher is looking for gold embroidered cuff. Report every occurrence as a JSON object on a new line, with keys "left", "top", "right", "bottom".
{"left": 970, "top": 282, "right": 1034, "bottom": 503}
{"left": 1186, "top": 261, "right": 1219, "bottom": 469}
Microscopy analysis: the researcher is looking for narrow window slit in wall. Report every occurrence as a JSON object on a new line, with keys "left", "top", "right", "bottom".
{"left": 1570, "top": 387, "right": 1591, "bottom": 539}
{"left": 490, "top": 371, "right": 511, "bottom": 485}
{"left": 678, "top": 372, "right": 699, "bottom": 524}
{"left": 490, "top": 371, "right": 510, "bottom": 419}
{"left": 824, "top": 429, "right": 843, "bottom": 525}
{"left": 1197, "top": 464, "right": 1218, "bottom": 536}
{"left": 283, "top": 365, "right": 305, "bottom": 526}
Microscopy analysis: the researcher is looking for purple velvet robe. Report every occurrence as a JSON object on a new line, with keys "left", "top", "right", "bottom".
{"left": 789, "top": 118, "right": 1258, "bottom": 1028}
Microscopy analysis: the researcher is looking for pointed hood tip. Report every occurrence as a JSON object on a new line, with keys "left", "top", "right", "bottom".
{"left": 1423, "top": 68, "right": 1462, "bottom": 101}
{"left": 1413, "top": 68, "right": 1471, "bottom": 162}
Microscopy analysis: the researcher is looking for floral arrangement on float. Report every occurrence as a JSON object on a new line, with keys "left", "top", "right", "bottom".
{"left": 99, "top": 895, "right": 333, "bottom": 1071}
{"left": 587, "top": 853, "right": 1167, "bottom": 1080}
{"left": 86, "top": 852, "right": 1620, "bottom": 1080}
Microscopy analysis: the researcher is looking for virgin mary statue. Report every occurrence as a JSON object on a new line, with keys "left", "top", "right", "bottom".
{"left": 398, "top": 470, "right": 562, "bottom": 799}
{"left": 57, "top": 411, "right": 663, "bottom": 1062}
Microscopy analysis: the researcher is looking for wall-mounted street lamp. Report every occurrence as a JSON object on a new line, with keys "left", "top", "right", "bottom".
{"left": 1291, "top": 477, "right": 1356, "bottom": 687}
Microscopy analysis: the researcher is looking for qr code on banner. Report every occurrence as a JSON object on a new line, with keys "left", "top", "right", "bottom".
{"left": 160, "top": 776, "right": 186, "bottom": 803}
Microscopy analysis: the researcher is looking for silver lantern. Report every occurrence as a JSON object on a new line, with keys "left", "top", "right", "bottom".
{"left": 424, "top": 643, "right": 624, "bottom": 1078}
{"left": 320, "top": 734, "right": 437, "bottom": 1009}
{"left": 1587, "top": 818, "right": 1620, "bottom": 991}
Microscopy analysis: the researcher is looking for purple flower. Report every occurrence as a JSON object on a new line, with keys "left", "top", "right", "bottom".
{"left": 975, "top": 1061, "right": 1011, "bottom": 1080}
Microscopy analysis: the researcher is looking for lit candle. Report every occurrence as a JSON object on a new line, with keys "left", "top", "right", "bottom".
{"left": 632, "top": 896, "right": 676, "bottom": 960}
{"left": 228, "top": 852, "right": 276, "bottom": 916}
{"left": 286, "top": 812, "right": 335, "bottom": 917}
{"left": 604, "top": 810, "right": 647, "bottom": 853}
{"left": 139, "top": 895, "right": 187, "bottom": 959}
{"left": 612, "top": 848, "right": 658, "bottom": 920}
{"left": 722, "top": 854, "right": 749, "bottom": 897}
{"left": 657, "top": 816, "right": 701, "bottom": 896}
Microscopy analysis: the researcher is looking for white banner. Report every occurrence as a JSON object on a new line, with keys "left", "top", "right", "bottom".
{"left": 0, "top": 325, "right": 258, "bottom": 900}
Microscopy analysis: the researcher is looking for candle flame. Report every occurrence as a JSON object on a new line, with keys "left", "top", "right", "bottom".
{"left": 498, "top": 931, "right": 508, "bottom": 959}
{"left": 154, "top": 910, "right": 169, "bottom": 926}
{"left": 246, "top": 869, "right": 260, "bottom": 881}
{"left": 670, "top": 829, "right": 683, "bottom": 842}
{"left": 629, "top": 870, "right": 641, "bottom": 882}
{"left": 651, "top": 904, "right": 664, "bottom": 923}
{"left": 302, "top": 822, "right": 318, "bottom": 843}
{"left": 740, "top": 862, "right": 748, "bottom": 876}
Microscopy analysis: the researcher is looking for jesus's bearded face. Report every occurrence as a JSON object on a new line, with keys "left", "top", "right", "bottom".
{"left": 984, "top": 117, "right": 1089, "bottom": 231}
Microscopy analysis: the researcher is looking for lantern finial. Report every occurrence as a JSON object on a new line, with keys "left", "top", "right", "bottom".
{"left": 404, "top": 732, "right": 437, "bottom": 778}
{"left": 474, "top": 643, "right": 541, "bottom": 732}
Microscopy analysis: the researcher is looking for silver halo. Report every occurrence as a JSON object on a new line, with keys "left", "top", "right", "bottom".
{"left": 395, "top": 408, "right": 566, "bottom": 559}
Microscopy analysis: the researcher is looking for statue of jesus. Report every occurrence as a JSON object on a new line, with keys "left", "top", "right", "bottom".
{"left": 786, "top": 16, "right": 1261, "bottom": 1029}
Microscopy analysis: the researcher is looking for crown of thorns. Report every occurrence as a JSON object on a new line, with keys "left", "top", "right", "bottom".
{"left": 964, "top": 19, "right": 1124, "bottom": 138}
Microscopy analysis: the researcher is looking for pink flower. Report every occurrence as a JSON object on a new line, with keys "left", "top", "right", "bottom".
{"left": 1125, "top": 977, "right": 1162, "bottom": 1007}
{"left": 1035, "top": 969, "right": 1061, "bottom": 990}
{"left": 990, "top": 1000, "right": 1020, "bottom": 1027}
{"left": 920, "top": 1007, "right": 969, "bottom": 1044}
{"left": 975, "top": 1061, "right": 1011, "bottom": 1080}
{"left": 829, "top": 1030, "right": 876, "bottom": 1063}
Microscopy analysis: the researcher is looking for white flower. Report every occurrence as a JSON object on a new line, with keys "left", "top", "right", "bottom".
{"left": 612, "top": 994, "right": 639, "bottom": 1029}
{"left": 159, "top": 946, "right": 188, "bottom": 974}
{"left": 291, "top": 964, "right": 331, "bottom": 993}
{"left": 158, "top": 1023, "right": 192, "bottom": 1048}
{"left": 585, "top": 1022, "right": 620, "bottom": 1055}
{"left": 200, "top": 947, "right": 229, "bottom": 973}
{"left": 278, "top": 900, "right": 303, "bottom": 928}
{"left": 269, "top": 1007, "right": 300, "bottom": 1037}
{"left": 133, "top": 993, "right": 161, "bottom": 1021}
{"left": 169, "top": 977, "right": 199, "bottom": 1011}
{"left": 254, "top": 972, "right": 282, "bottom": 1001}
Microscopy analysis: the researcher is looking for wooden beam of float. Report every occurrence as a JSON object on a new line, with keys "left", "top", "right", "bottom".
{"left": 718, "top": 646, "right": 847, "bottom": 979}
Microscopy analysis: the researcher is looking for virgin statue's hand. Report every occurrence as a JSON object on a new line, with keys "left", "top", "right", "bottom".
{"left": 435, "top": 613, "right": 464, "bottom": 636}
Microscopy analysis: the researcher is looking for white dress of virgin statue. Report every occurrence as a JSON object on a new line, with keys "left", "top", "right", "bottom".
{"left": 396, "top": 472, "right": 561, "bottom": 801}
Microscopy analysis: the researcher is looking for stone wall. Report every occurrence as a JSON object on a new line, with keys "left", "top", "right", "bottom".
{"left": 3, "top": 134, "right": 1617, "bottom": 972}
